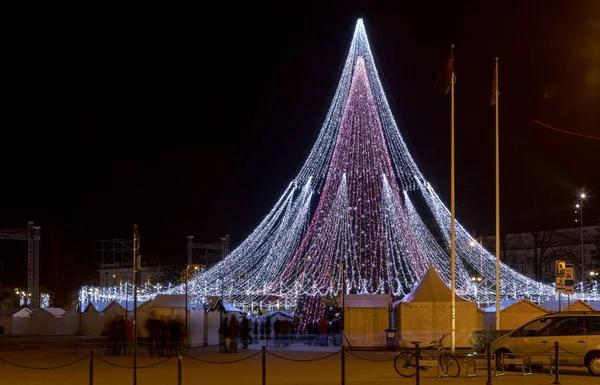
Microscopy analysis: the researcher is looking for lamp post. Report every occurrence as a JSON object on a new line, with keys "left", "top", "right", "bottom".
{"left": 133, "top": 224, "right": 141, "bottom": 385}
{"left": 575, "top": 191, "right": 587, "bottom": 283}
{"left": 184, "top": 264, "right": 199, "bottom": 347}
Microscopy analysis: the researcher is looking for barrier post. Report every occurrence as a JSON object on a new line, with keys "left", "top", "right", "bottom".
{"left": 89, "top": 350, "right": 94, "bottom": 385}
{"left": 341, "top": 345, "right": 345, "bottom": 385}
{"left": 552, "top": 341, "right": 560, "bottom": 384}
{"left": 414, "top": 342, "right": 420, "bottom": 385}
{"left": 486, "top": 342, "right": 492, "bottom": 385}
{"left": 262, "top": 345, "right": 266, "bottom": 385}
{"left": 178, "top": 347, "right": 182, "bottom": 385}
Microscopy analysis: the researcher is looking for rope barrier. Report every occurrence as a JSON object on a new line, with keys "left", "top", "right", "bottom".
{"left": 94, "top": 355, "right": 172, "bottom": 369}
{"left": 266, "top": 349, "right": 340, "bottom": 362}
{"left": 183, "top": 351, "right": 261, "bottom": 364}
{"left": 558, "top": 346, "right": 586, "bottom": 358}
{"left": 346, "top": 351, "right": 395, "bottom": 362}
{"left": 0, "top": 355, "right": 88, "bottom": 370}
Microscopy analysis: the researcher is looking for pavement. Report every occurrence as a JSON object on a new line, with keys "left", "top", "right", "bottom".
{"left": 0, "top": 344, "right": 595, "bottom": 385}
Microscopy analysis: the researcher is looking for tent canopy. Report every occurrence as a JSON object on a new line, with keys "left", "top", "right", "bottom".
{"left": 397, "top": 266, "right": 468, "bottom": 304}
{"left": 541, "top": 299, "right": 595, "bottom": 312}
{"left": 483, "top": 299, "right": 548, "bottom": 313}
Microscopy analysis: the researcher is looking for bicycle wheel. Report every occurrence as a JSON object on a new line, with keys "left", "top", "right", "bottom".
{"left": 439, "top": 354, "right": 460, "bottom": 378}
{"left": 394, "top": 351, "right": 417, "bottom": 377}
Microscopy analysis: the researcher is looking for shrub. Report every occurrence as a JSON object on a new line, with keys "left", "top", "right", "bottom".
{"left": 469, "top": 330, "right": 511, "bottom": 353}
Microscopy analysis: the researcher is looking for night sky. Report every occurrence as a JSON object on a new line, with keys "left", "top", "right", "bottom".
{"left": 2, "top": 2, "right": 599, "bottom": 291}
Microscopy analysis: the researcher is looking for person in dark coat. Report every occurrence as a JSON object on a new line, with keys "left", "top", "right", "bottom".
{"left": 219, "top": 317, "right": 230, "bottom": 353}
{"left": 240, "top": 313, "right": 250, "bottom": 349}
{"left": 229, "top": 315, "right": 240, "bottom": 353}
{"left": 159, "top": 315, "right": 168, "bottom": 357}
{"left": 145, "top": 312, "right": 161, "bottom": 358}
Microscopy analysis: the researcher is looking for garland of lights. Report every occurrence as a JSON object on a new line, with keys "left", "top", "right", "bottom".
{"left": 80, "top": 19, "right": 599, "bottom": 317}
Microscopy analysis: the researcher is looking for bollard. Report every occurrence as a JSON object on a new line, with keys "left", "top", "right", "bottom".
{"left": 178, "top": 347, "right": 182, "bottom": 385}
{"left": 89, "top": 350, "right": 94, "bottom": 385}
{"left": 552, "top": 341, "right": 560, "bottom": 384}
{"left": 486, "top": 342, "right": 492, "bottom": 385}
{"left": 262, "top": 345, "right": 266, "bottom": 385}
{"left": 414, "top": 342, "right": 420, "bottom": 385}
{"left": 341, "top": 345, "right": 345, "bottom": 385}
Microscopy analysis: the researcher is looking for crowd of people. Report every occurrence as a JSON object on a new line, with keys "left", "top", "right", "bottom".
{"left": 104, "top": 311, "right": 184, "bottom": 357}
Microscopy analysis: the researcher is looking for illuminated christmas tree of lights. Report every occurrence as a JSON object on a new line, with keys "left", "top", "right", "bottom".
{"left": 81, "top": 19, "right": 599, "bottom": 315}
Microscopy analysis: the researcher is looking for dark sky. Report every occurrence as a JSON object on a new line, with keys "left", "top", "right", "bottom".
{"left": 2, "top": 2, "right": 599, "bottom": 289}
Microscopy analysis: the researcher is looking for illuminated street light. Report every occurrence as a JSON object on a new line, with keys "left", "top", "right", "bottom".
{"left": 576, "top": 189, "right": 587, "bottom": 282}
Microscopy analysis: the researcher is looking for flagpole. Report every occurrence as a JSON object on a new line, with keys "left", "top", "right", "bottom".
{"left": 494, "top": 58, "right": 501, "bottom": 331}
{"left": 450, "top": 44, "right": 456, "bottom": 354}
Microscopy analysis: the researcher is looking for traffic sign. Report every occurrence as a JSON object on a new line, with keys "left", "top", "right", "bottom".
{"left": 555, "top": 260, "right": 566, "bottom": 277}
{"left": 563, "top": 286, "right": 575, "bottom": 295}
{"left": 565, "top": 263, "right": 575, "bottom": 287}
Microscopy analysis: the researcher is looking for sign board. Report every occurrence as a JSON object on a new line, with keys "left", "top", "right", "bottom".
{"left": 556, "top": 262, "right": 575, "bottom": 294}
{"left": 555, "top": 260, "right": 566, "bottom": 277}
{"left": 562, "top": 286, "right": 575, "bottom": 295}
{"left": 564, "top": 264, "right": 575, "bottom": 286}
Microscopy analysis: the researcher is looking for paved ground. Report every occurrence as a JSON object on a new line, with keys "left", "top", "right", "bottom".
{"left": 0, "top": 345, "right": 594, "bottom": 385}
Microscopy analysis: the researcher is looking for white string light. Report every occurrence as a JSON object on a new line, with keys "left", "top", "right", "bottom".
{"left": 80, "top": 18, "right": 599, "bottom": 313}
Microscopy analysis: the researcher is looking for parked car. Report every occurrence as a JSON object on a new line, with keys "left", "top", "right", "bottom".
{"left": 491, "top": 311, "right": 600, "bottom": 376}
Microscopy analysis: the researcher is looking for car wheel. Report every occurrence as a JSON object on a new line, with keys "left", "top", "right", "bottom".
{"left": 587, "top": 354, "right": 600, "bottom": 376}
{"left": 494, "top": 348, "right": 515, "bottom": 371}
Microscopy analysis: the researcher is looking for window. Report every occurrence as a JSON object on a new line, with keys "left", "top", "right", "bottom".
{"left": 553, "top": 317, "right": 585, "bottom": 336}
{"left": 520, "top": 260, "right": 528, "bottom": 274}
{"left": 587, "top": 316, "right": 600, "bottom": 335}
{"left": 520, "top": 318, "right": 551, "bottom": 337}
{"left": 544, "top": 263, "right": 551, "bottom": 273}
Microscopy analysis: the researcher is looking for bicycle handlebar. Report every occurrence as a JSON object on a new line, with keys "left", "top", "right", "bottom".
{"left": 430, "top": 334, "right": 449, "bottom": 345}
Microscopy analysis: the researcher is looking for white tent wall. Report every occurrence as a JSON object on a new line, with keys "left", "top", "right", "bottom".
{"left": 82, "top": 312, "right": 105, "bottom": 336}
{"left": 188, "top": 309, "right": 205, "bottom": 347}
{"left": 135, "top": 302, "right": 153, "bottom": 338}
{"left": 397, "top": 302, "right": 477, "bottom": 348}
{"left": 0, "top": 316, "right": 12, "bottom": 335}
{"left": 206, "top": 311, "right": 224, "bottom": 345}
{"left": 58, "top": 311, "right": 78, "bottom": 335}
{"left": 29, "top": 310, "right": 61, "bottom": 335}
{"left": 0, "top": 309, "right": 29, "bottom": 335}
{"left": 343, "top": 294, "right": 391, "bottom": 349}
{"left": 13, "top": 316, "right": 31, "bottom": 335}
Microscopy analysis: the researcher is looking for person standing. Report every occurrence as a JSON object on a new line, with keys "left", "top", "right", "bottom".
{"left": 240, "top": 313, "right": 250, "bottom": 349}
{"left": 229, "top": 314, "right": 240, "bottom": 353}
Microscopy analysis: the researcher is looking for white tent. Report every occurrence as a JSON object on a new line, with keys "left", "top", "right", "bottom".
{"left": 393, "top": 266, "right": 478, "bottom": 348}
{"left": 205, "top": 297, "right": 243, "bottom": 346}
{"left": 80, "top": 302, "right": 109, "bottom": 336}
{"left": 103, "top": 301, "right": 130, "bottom": 330}
{"left": 483, "top": 299, "right": 549, "bottom": 331}
{"left": 344, "top": 294, "right": 391, "bottom": 348}
{"left": 59, "top": 308, "right": 79, "bottom": 335}
{"left": 0, "top": 308, "right": 32, "bottom": 335}
{"left": 540, "top": 299, "right": 596, "bottom": 312}
{"left": 261, "top": 310, "right": 293, "bottom": 339}
{"left": 29, "top": 308, "right": 66, "bottom": 335}
{"left": 150, "top": 294, "right": 203, "bottom": 347}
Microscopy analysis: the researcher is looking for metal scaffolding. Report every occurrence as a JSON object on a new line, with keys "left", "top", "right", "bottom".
{"left": 0, "top": 221, "right": 41, "bottom": 309}
{"left": 186, "top": 234, "right": 230, "bottom": 268}
{"left": 94, "top": 239, "right": 134, "bottom": 268}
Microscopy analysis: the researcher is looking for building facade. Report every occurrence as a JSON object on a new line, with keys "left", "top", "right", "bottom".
{"left": 484, "top": 225, "right": 600, "bottom": 284}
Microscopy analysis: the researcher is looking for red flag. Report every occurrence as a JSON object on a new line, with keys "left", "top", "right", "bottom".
{"left": 434, "top": 45, "right": 454, "bottom": 95}
{"left": 490, "top": 60, "right": 498, "bottom": 106}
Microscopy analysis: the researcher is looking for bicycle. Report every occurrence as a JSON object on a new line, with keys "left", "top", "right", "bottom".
{"left": 393, "top": 334, "right": 460, "bottom": 378}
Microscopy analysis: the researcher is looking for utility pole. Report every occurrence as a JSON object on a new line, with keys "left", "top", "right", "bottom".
{"left": 133, "top": 224, "right": 141, "bottom": 385}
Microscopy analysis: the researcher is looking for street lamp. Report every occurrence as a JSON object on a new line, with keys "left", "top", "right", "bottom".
{"left": 185, "top": 264, "right": 199, "bottom": 347}
{"left": 575, "top": 190, "right": 587, "bottom": 283}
